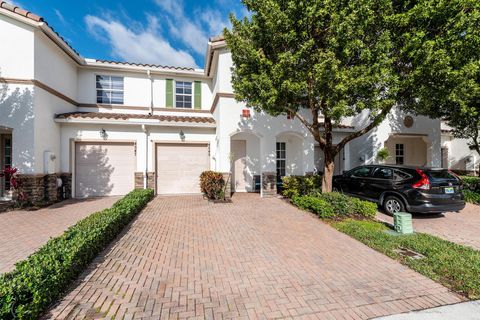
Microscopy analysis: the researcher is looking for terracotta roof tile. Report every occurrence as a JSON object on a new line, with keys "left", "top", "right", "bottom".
{"left": 94, "top": 60, "right": 196, "bottom": 72}
{"left": 56, "top": 112, "right": 216, "bottom": 124}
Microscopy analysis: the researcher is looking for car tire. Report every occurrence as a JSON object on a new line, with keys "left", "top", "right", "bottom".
{"left": 383, "top": 196, "right": 405, "bottom": 215}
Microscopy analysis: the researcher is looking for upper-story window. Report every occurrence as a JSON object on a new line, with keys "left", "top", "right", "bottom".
{"left": 175, "top": 81, "right": 192, "bottom": 108}
{"left": 96, "top": 75, "right": 124, "bottom": 105}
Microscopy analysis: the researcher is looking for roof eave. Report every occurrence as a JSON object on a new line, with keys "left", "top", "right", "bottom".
{"left": 54, "top": 118, "right": 216, "bottom": 128}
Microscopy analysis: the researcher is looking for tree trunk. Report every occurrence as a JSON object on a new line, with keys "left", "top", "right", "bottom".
{"left": 322, "top": 152, "right": 335, "bottom": 193}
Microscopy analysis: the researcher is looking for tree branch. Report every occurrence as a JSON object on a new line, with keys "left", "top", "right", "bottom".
{"left": 335, "top": 106, "right": 393, "bottom": 154}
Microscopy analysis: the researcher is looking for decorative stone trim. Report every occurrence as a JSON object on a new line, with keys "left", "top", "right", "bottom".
{"left": 261, "top": 172, "right": 277, "bottom": 197}
{"left": 15, "top": 173, "right": 72, "bottom": 204}
{"left": 135, "top": 172, "right": 155, "bottom": 190}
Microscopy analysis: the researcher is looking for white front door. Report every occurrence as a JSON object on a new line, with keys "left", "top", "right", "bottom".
{"left": 231, "top": 140, "right": 247, "bottom": 192}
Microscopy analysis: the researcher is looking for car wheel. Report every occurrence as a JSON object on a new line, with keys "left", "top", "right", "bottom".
{"left": 383, "top": 196, "right": 405, "bottom": 215}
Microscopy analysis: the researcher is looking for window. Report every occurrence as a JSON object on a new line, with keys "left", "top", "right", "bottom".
{"left": 350, "top": 166, "right": 372, "bottom": 178}
{"left": 372, "top": 167, "right": 393, "bottom": 179}
{"left": 3, "top": 136, "right": 11, "bottom": 190}
{"left": 394, "top": 170, "right": 412, "bottom": 182}
{"left": 276, "top": 142, "right": 286, "bottom": 179}
{"left": 96, "top": 75, "right": 124, "bottom": 104}
{"left": 395, "top": 144, "right": 404, "bottom": 165}
{"left": 175, "top": 81, "right": 192, "bottom": 108}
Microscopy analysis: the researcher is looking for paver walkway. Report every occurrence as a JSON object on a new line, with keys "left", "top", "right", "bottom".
{"left": 377, "top": 203, "right": 480, "bottom": 250}
{"left": 46, "top": 194, "right": 463, "bottom": 320}
{"left": 0, "top": 197, "right": 119, "bottom": 273}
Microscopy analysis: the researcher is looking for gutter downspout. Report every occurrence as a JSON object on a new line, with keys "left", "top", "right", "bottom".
{"left": 147, "top": 70, "right": 154, "bottom": 115}
{"left": 142, "top": 124, "right": 148, "bottom": 189}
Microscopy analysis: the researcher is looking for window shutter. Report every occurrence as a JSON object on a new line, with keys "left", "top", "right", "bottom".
{"left": 194, "top": 81, "right": 202, "bottom": 110}
{"left": 166, "top": 79, "right": 174, "bottom": 108}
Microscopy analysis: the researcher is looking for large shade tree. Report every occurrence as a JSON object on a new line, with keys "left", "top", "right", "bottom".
{"left": 224, "top": 0, "right": 479, "bottom": 191}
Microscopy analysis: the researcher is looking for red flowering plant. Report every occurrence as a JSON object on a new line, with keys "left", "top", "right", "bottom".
{"left": 0, "top": 167, "right": 26, "bottom": 201}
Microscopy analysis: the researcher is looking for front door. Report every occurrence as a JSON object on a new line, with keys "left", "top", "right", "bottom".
{"left": 231, "top": 140, "right": 247, "bottom": 192}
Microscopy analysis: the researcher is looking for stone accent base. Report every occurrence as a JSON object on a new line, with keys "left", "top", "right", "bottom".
{"left": 15, "top": 173, "right": 72, "bottom": 204}
{"left": 135, "top": 172, "right": 155, "bottom": 189}
{"left": 222, "top": 173, "right": 232, "bottom": 199}
{"left": 261, "top": 172, "right": 277, "bottom": 197}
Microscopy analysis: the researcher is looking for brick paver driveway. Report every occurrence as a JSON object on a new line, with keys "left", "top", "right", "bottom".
{"left": 47, "top": 194, "right": 463, "bottom": 320}
{"left": 377, "top": 203, "right": 480, "bottom": 250}
{"left": 0, "top": 197, "right": 119, "bottom": 273}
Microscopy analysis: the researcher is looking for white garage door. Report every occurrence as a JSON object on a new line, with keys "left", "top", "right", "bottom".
{"left": 75, "top": 142, "right": 135, "bottom": 198}
{"left": 156, "top": 143, "right": 209, "bottom": 194}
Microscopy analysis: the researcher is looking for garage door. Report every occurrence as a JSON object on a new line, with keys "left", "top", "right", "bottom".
{"left": 156, "top": 143, "right": 209, "bottom": 194}
{"left": 75, "top": 142, "right": 135, "bottom": 198}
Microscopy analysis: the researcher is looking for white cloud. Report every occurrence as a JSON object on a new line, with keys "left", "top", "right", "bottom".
{"left": 154, "top": 0, "right": 229, "bottom": 55}
{"left": 85, "top": 15, "right": 198, "bottom": 68}
{"left": 54, "top": 9, "right": 67, "bottom": 25}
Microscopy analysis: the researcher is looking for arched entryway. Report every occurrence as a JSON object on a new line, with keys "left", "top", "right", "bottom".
{"left": 384, "top": 134, "right": 429, "bottom": 166}
{"left": 230, "top": 131, "right": 261, "bottom": 193}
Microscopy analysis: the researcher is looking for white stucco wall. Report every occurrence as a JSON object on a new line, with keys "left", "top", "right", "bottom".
{"left": 34, "top": 31, "right": 78, "bottom": 99}
{"left": 348, "top": 108, "right": 442, "bottom": 168}
{"left": 442, "top": 135, "right": 479, "bottom": 172}
{"left": 0, "top": 84, "right": 35, "bottom": 173}
{"left": 0, "top": 15, "right": 34, "bottom": 79}
{"left": 77, "top": 69, "right": 213, "bottom": 111}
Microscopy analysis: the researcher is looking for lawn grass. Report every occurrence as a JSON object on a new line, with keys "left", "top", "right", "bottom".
{"left": 332, "top": 219, "right": 480, "bottom": 300}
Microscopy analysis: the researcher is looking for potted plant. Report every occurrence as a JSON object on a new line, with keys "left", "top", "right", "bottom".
{"left": 376, "top": 147, "right": 390, "bottom": 164}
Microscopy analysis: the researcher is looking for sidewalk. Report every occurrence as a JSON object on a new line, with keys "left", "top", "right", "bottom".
{"left": 375, "top": 301, "right": 480, "bottom": 319}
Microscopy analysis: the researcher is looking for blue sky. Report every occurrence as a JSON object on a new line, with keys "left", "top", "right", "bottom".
{"left": 8, "top": 0, "right": 247, "bottom": 68}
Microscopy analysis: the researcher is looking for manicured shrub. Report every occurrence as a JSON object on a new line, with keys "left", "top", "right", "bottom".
{"left": 291, "top": 192, "right": 377, "bottom": 220}
{"left": 292, "top": 195, "right": 335, "bottom": 218}
{"left": 463, "top": 189, "right": 480, "bottom": 204}
{"left": 0, "top": 188, "right": 154, "bottom": 320}
{"left": 461, "top": 176, "right": 480, "bottom": 193}
{"left": 282, "top": 175, "right": 322, "bottom": 198}
{"left": 349, "top": 197, "right": 378, "bottom": 219}
{"left": 200, "top": 171, "right": 226, "bottom": 200}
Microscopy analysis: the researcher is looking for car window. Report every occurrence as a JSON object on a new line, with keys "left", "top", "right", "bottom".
{"left": 426, "top": 170, "right": 458, "bottom": 181}
{"left": 350, "top": 167, "right": 372, "bottom": 178}
{"left": 393, "top": 170, "right": 412, "bottom": 182}
{"left": 372, "top": 168, "right": 393, "bottom": 179}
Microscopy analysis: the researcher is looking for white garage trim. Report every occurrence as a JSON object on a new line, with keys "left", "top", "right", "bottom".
{"left": 154, "top": 141, "right": 210, "bottom": 195}
{"left": 73, "top": 140, "right": 137, "bottom": 198}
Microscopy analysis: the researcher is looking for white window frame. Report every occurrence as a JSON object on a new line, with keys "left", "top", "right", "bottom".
{"left": 175, "top": 81, "right": 193, "bottom": 109}
{"left": 96, "top": 75, "right": 124, "bottom": 105}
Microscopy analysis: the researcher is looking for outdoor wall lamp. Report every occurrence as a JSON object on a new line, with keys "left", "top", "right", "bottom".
{"left": 179, "top": 130, "right": 185, "bottom": 141}
{"left": 100, "top": 128, "right": 108, "bottom": 140}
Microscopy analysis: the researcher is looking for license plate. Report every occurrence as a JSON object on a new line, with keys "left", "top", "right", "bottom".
{"left": 444, "top": 187, "right": 455, "bottom": 194}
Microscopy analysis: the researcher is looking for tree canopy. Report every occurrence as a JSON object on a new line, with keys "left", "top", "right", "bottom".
{"left": 224, "top": 0, "right": 480, "bottom": 190}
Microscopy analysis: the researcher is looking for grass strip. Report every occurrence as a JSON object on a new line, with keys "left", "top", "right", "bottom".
{"left": 332, "top": 219, "right": 480, "bottom": 300}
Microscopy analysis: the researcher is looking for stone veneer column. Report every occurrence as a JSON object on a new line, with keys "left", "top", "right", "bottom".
{"left": 15, "top": 173, "right": 72, "bottom": 203}
{"left": 222, "top": 172, "right": 232, "bottom": 199}
{"left": 261, "top": 172, "right": 277, "bottom": 197}
{"left": 135, "top": 172, "right": 156, "bottom": 190}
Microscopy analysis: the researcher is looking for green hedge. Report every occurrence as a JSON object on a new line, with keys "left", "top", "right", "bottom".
{"left": 0, "top": 188, "right": 154, "bottom": 320}
{"left": 281, "top": 175, "right": 322, "bottom": 198}
{"left": 292, "top": 192, "right": 377, "bottom": 219}
{"left": 463, "top": 190, "right": 480, "bottom": 204}
{"left": 461, "top": 176, "right": 480, "bottom": 193}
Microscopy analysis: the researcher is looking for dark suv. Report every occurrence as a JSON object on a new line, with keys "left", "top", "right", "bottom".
{"left": 333, "top": 165, "right": 466, "bottom": 215}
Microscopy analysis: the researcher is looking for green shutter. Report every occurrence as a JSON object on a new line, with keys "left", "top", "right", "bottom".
{"left": 166, "top": 79, "right": 174, "bottom": 108}
{"left": 194, "top": 81, "right": 202, "bottom": 110}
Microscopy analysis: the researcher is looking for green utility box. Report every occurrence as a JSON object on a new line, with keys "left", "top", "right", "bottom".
{"left": 393, "top": 212, "right": 414, "bottom": 234}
